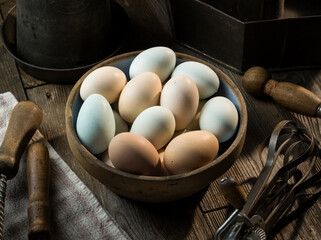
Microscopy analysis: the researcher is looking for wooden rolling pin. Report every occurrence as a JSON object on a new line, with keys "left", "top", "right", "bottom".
{"left": 242, "top": 66, "right": 321, "bottom": 118}
{"left": 218, "top": 177, "right": 247, "bottom": 210}
{"left": 27, "top": 142, "right": 50, "bottom": 240}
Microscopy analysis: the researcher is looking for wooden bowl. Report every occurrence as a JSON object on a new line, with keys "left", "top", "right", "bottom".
{"left": 65, "top": 51, "right": 247, "bottom": 202}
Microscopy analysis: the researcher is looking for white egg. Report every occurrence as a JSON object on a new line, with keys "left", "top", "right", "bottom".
{"left": 76, "top": 94, "right": 115, "bottom": 154}
{"left": 129, "top": 46, "right": 176, "bottom": 82}
{"left": 171, "top": 61, "right": 220, "bottom": 99}
{"left": 199, "top": 96, "right": 239, "bottom": 143}
{"left": 80, "top": 66, "right": 127, "bottom": 104}
{"left": 130, "top": 106, "right": 176, "bottom": 150}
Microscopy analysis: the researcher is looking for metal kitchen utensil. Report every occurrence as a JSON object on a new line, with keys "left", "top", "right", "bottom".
{"left": 242, "top": 67, "right": 321, "bottom": 118}
{"left": 16, "top": 0, "right": 112, "bottom": 69}
{"left": 215, "top": 120, "right": 321, "bottom": 240}
{"left": 2, "top": 2, "right": 129, "bottom": 84}
{"left": 27, "top": 142, "right": 50, "bottom": 240}
{"left": 0, "top": 101, "right": 43, "bottom": 239}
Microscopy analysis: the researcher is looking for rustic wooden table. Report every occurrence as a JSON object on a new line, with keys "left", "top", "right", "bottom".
{"left": 1, "top": 1, "right": 321, "bottom": 239}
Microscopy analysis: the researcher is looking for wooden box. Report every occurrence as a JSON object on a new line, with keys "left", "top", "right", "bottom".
{"left": 167, "top": 0, "right": 321, "bottom": 72}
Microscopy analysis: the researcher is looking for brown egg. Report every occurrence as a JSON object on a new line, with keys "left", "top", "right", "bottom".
{"left": 101, "top": 150, "right": 115, "bottom": 168}
{"left": 158, "top": 148, "right": 170, "bottom": 176}
{"left": 160, "top": 75, "right": 199, "bottom": 130}
{"left": 108, "top": 132, "right": 160, "bottom": 175}
{"left": 164, "top": 130, "right": 219, "bottom": 175}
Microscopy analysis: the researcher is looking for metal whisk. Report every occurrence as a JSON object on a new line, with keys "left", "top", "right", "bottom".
{"left": 0, "top": 101, "right": 43, "bottom": 239}
{"left": 215, "top": 120, "right": 321, "bottom": 240}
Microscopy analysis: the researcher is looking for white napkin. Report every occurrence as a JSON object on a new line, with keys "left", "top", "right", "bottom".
{"left": 0, "top": 92, "right": 130, "bottom": 239}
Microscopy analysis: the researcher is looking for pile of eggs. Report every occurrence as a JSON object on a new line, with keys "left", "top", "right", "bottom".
{"left": 76, "top": 46, "right": 239, "bottom": 176}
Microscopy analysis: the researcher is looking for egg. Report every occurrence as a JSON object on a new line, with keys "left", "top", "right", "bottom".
{"left": 76, "top": 94, "right": 115, "bottom": 154}
{"left": 164, "top": 130, "right": 219, "bottom": 175}
{"left": 130, "top": 106, "right": 175, "bottom": 150}
{"left": 171, "top": 61, "right": 220, "bottom": 99}
{"left": 160, "top": 75, "right": 199, "bottom": 130}
{"left": 129, "top": 46, "right": 176, "bottom": 82}
{"left": 108, "top": 132, "right": 160, "bottom": 175}
{"left": 158, "top": 149, "right": 170, "bottom": 176}
{"left": 185, "top": 99, "right": 207, "bottom": 131}
{"left": 80, "top": 66, "right": 127, "bottom": 104}
{"left": 199, "top": 96, "right": 239, "bottom": 143}
{"left": 118, "top": 72, "right": 162, "bottom": 123}
{"left": 113, "top": 110, "right": 129, "bottom": 135}
{"left": 101, "top": 150, "right": 115, "bottom": 168}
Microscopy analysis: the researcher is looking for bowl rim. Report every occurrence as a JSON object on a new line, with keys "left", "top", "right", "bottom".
{"left": 65, "top": 50, "right": 248, "bottom": 182}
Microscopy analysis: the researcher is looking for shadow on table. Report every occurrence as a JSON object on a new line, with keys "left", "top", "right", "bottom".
{"left": 119, "top": 187, "right": 211, "bottom": 240}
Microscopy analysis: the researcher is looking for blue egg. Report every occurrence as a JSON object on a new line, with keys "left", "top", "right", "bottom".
{"left": 76, "top": 94, "right": 115, "bottom": 154}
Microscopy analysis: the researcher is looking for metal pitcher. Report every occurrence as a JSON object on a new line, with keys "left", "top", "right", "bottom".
{"left": 16, "top": 0, "right": 111, "bottom": 69}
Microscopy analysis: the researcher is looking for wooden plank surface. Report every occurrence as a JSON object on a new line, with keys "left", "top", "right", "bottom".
{"left": 1, "top": 1, "right": 321, "bottom": 239}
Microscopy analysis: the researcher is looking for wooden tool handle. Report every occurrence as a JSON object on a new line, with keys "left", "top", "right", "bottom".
{"left": 27, "top": 142, "right": 50, "bottom": 240}
{"left": 0, "top": 101, "right": 43, "bottom": 179}
{"left": 218, "top": 177, "right": 247, "bottom": 210}
{"left": 264, "top": 80, "right": 321, "bottom": 117}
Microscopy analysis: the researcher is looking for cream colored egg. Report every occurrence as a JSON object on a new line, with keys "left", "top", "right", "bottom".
{"left": 199, "top": 96, "right": 239, "bottom": 143}
{"left": 118, "top": 72, "right": 162, "bottom": 123}
{"left": 164, "top": 130, "right": 219, "bottom": 175}
{"left": 80, "top": 66, "right": 127, "bottom": 104}
{"left": 108, "top": 132, "right": 160, "bottom": 176}
{"left": 160, "top": 75, "right": 199, "bottom": 130}
{"left": 129, "top": 46, "right": 176, "bottom": 82}
{"left": 130, "top": 106, "right": 175, "bottom": 150}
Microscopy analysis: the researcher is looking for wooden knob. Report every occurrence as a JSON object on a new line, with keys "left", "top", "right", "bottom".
{"left": 218, "top": 177, "right": 247, "bottom": 210}
{"left": 27, "top": 142, "right": 50, "bottom": 240}
{"left": 0, "top": 101, "right": 43, "bottom": 179}
{"left": 243, "top": 66, "right": 321, "bottom": 117}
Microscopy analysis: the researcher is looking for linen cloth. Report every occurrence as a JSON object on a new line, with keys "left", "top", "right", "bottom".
{"left": 0, "top": 92, "right": 130, "bottom": 239}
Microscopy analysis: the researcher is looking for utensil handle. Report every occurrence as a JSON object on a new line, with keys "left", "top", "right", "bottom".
{"left": 0, "top": 101, "right": 43, "bottom": 179}
{"left": 27, "top": 142, "right": 50, "bottom": 240}
{"left": 264, "top": 80, "right": 321, "bottom": 117}
{"left": 218, "top": 177, "right": 247, "bottom": 210}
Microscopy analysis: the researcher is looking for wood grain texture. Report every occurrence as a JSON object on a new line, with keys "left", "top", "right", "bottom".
{"left": 0, "top": 101, "right": 43, "bottom": 179}
{"left": 27, "top": 142, "right": 51, "bottom": 240}
{"left": 1, "top": 1, "right": 321, "bottom": 239}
